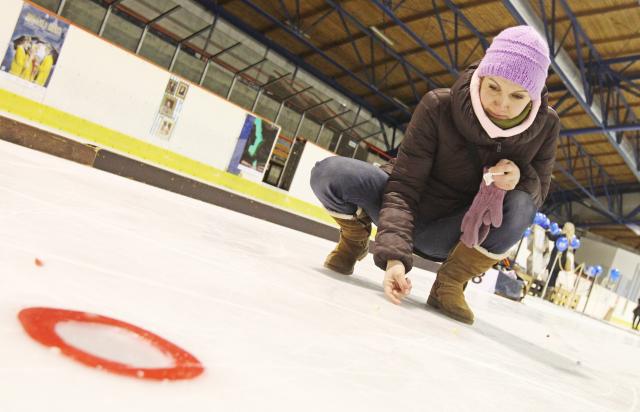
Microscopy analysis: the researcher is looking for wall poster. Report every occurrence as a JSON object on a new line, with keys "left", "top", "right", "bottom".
{"left": 1, "top": 3, "right": 69, "bottom": 88}
{"left": 227, "top": 114, "right": 281, "bottom": 182}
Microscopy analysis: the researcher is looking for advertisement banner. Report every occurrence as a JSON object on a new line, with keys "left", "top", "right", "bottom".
{"left": 227, "top": 114, "right": 280, "bottom": 182}
{"left": 1, "top": 3, "right": 69, "bottom": 88}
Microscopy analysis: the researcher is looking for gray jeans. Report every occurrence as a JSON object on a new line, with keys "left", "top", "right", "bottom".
{"left": 310, "top": 156, "right": 536, "bottom": 261}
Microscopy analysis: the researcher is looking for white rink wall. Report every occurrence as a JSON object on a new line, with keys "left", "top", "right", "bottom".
{"left": 288, "top": 142, "right": 335, "bottom": 207}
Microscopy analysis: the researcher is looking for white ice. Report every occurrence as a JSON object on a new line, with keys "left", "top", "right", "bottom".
{"left": 55, "top": 321, "right": 175, "bottom": 368}
{"left": 1, "top": 139, "right": 639, "bottom": 412}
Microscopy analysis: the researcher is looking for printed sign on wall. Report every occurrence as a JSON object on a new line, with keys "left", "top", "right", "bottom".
{"left": 150, "top": 77, "right": 190, "bottom": 140}
{"left": 0, "top": 3, "right": 69, "bottom": 88}
{"left": 227, "top": 114, "right": 281, "bottom": 182}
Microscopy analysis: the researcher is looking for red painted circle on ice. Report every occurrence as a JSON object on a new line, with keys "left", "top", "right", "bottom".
{"left": 18, "top": 307, "right": 204, "bottom": 381}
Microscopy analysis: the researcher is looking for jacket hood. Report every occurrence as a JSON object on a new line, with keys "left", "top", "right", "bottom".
{"left": 450, "top": 63, "right": 550, "bottom": 146}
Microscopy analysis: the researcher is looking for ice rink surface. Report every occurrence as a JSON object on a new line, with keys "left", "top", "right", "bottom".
{"left": 1, "top": 139, "right": 640, "bottom": 412}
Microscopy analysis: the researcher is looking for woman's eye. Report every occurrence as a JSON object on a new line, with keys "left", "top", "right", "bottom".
{"left": 489, "top": 84, "right": 498, "bottom": 91}
{"left": 512, "top": 94, "right": 524, "bottom": 100}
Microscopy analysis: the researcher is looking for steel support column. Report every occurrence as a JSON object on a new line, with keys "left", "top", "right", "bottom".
{"left": 135, "top": 6, "right": 181, "bottom": 55}
{"left": 98, "top": 0, "right": 125, "bottom": 37}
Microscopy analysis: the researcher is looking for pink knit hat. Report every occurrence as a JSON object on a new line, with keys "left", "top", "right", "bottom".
{"left": 476, "top": 26, "right": 551, "bottom": 100}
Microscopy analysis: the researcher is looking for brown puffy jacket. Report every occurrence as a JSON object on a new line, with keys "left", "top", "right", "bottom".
{"left": 374, "top": 64, "right": 560, "bottom": 272}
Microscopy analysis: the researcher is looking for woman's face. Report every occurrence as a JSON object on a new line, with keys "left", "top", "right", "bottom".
{"left": 479, "top": 76, "right": 532, "bottom": 120}
{"left": 35, "top": 43, "right": 47, "bottom": 62}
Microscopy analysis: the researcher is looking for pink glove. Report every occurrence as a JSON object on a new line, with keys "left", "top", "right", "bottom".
{"left": 460, "top": 179, "right": 506, "bottom": 248}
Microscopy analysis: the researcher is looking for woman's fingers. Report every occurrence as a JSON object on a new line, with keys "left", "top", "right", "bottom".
{"left": 492, "top": 173, "right": 517, "bottom": 190}
{"left": 488, "top": 164, "right": 513, "bottom": 175}
{"left": 384, "top": 280, "right": 401, "bottom": 304}
{"left": 396, "top": 274, "right": 410, "bottom": 293}
{"left": 385, "top": 279, "right": 411, "bottom": 304}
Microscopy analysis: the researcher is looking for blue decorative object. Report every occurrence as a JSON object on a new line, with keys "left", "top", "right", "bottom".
{"left": 542, "top": 217, "right": 551, "bottom": 230}
{"left": 595, "top": 265, "right": 603, "bottom": 276}
{"left": 555, "top": 237, "right": 568, "bottom": 252}
{"left": 550, "top": 222, "right": 560, "bottom": 235}
{"left": 570, "top": 236, "right": 581, "bottom": 249}
{"left": 533, "top": 212, "right": 546, "bottom": 226}
{"left": 610, "top": 268, "right": 620, "bottom": 282}
{"left": 586, "top": 266, "right": 595, "bottom": 277}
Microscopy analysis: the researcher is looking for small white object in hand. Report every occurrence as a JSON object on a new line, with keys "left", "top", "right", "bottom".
{"left": 483, "top": 171, "right": 505, "bottom": 186}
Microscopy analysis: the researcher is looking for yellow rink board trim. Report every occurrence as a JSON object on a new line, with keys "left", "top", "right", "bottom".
{"left": 610, "top": 317, "right": 633, "bottom": 329}
{"left": 0, "top": 87, "right": 354, "bottom": 230}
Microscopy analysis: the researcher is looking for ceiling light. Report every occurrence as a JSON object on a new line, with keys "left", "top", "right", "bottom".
{"left": 627, "top": 223, "right": 640, "bottom": 236}
{"left": 392, "top": 97, "right": 409, "bottom": 110}
{"left": 369, "top": 26, "right": 394, "bottom": 47}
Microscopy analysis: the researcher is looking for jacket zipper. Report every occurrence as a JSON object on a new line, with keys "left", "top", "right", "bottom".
{"left": 496, "top": 142, "right": 502, "bottom": 153}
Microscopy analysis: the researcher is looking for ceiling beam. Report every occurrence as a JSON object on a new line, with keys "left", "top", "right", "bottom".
{"left": 560, "top": 123, "right": 640, "bottom": 136}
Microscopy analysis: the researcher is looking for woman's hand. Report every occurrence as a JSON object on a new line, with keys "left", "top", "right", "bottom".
{"left": 488, "top": 159, "right": 520, "bottom": 191}
{"left": 383, "top": 260, "right": 412, "bottom": 304}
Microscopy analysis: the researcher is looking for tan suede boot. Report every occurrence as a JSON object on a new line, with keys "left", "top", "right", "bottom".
{"left": 324, "top": 209, "right": 372, "bottom": 275}
{"left": 427, "top": 242, "right": 500, "bottom": 325}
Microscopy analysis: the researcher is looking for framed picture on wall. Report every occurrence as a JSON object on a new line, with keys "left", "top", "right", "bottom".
{"left": 165, "top": 78, "right": 178, "bottom": 95}
{"left": 176, "top": 81, "right": 189, "bottom": 99}
{"left": 159, "top": 94, "right": 177, "bottom": 117}
{"left": 156, "top": 116, "right": 175, "bottom": 139}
